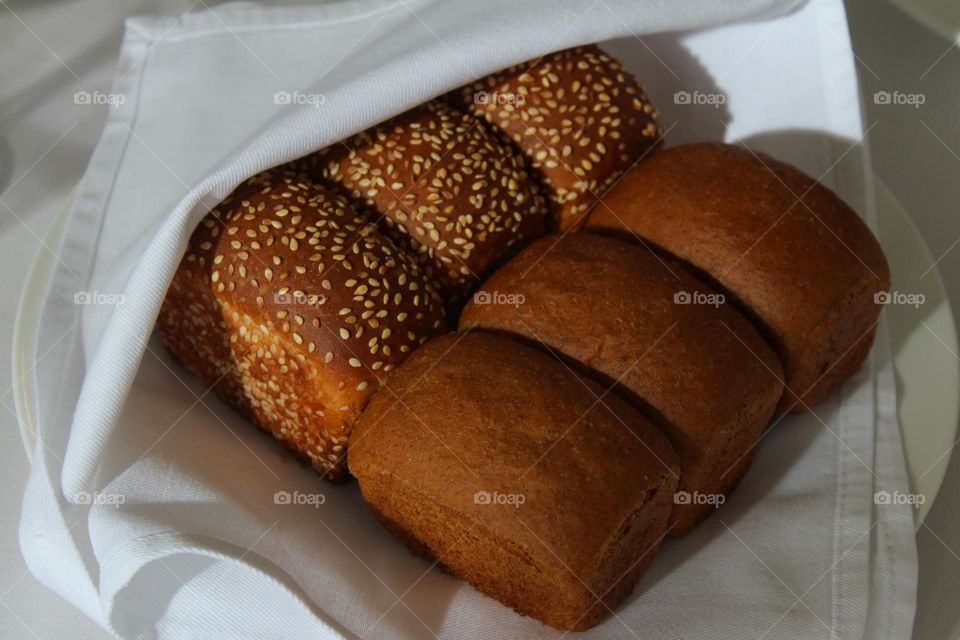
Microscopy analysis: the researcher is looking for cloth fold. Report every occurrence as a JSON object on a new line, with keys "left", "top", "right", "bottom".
{"left": 18, "top": 0, "right": 918, "bottom": 638}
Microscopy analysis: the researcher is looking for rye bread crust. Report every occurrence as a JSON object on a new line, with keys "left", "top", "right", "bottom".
{"left": 349, "top": 331, "right": 680, "bottom": 630}
{"left": 460, "top": 233, "right": 783, "bottom": 534}
{"left": 587, "top": 142, "right": 890, "bottom": 413}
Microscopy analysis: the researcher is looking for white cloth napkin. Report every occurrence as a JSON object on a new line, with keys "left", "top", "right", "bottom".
{"left": 18, "top": 0, "right": 919, "bottom": 638}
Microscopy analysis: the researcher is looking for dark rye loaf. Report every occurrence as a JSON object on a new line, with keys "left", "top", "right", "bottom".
{"left": 586, "top": 142, "right": 890, "bottom": 413}
{"left": 460, "top": 233, "right": 784, "bottom": 534}
{"left": 349, "top": 331, "right": 680, "bottom": 631}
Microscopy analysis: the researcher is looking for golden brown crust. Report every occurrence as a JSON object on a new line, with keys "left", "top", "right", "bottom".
{"left": 158, "top": 169, "right": 446, "bottom": 480}
{"left": 460, "top": 234, "right": 783, "bottom": 534}
{"left": 349, "top": 331, "right": 679, "bottom": 630}
{"left": 447, "top": 45, "right": 662, "bottom": 231}
{"left": 288, "top": 101, "right": 548, "bottom": 305}
{"left": 586, "top": 142, "right": 890, "bottom": 413}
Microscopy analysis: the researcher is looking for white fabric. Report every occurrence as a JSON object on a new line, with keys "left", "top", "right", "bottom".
{"left": 17, "top": 0, "right": 919, "bottom": 638}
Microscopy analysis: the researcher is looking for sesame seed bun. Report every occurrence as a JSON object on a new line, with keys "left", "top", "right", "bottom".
{"left": 447, "top": 45, "right": 662, "bottom": 231}
{"left": 158, "top": 169, "right": 446, "bottom": 480}
{"left": 289, "top": 100, "right": 548, "bottom": 307}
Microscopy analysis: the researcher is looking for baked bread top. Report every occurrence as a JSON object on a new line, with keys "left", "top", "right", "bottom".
{"left": 349, "top": 330, "right": 679, "bottom": 580}
{"left": 586, "top": 142, "right": 890, "bottom": 411}
{"left": 448, "top": 45, "right": 661, "bottom": 231}
{"left": 180, "top": 170, "right": 445, "bottom": 382}
{"left": 290, "top": 101, "right": 548, "bottom": 303}
{"left": 162, "top": 170, "right": 448, "bottom": 477}
{"left": 459, "top": 233, "right": 783, "bottom": 533}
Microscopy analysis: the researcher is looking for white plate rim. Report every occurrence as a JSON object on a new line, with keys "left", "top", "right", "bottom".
{"left": 11, "top": 187, "right": 75, "bottom": 464}
{"left": 874, "top": 178, "right": 960, "bottom": 525}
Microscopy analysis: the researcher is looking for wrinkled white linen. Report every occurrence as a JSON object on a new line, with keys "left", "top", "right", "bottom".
{"left": 19, "top": 1, "right": 918, "bottom": 638}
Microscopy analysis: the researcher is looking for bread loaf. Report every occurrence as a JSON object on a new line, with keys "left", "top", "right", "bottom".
{"left": 288, "top": 100, "right": 548, "bottom": 305}
{"left": 460, "top": 234, "right": 783, "bottom": 533}
{"left": 447, "top": 45, "right": 661, "bottom": 231}
{"left": 158, "top": 169, "right": 446, "bottom": 480}
{"left": 586, "top": 143, "right": 890, "bottom": 413}
{"left": 349, "top": 331, "right": 680, "bottom": 631}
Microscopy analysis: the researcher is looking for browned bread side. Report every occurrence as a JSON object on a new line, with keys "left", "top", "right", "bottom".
{"left": 447, "top": 45, "right": 662, "bottom": 231}
{"left": 288, "top": 100, "right": 548, "bottom": 306}
{"left": 349, "top": 331, "right": 680, "bottom": 631}
{"left": 460, "top": 234, "right": 783, "bottom": 534}
{"left": 586, "top": 142, "right": 890, "bottom": 413}
{"left": 158, "top": 169, "right": 446, "bottom": 480}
